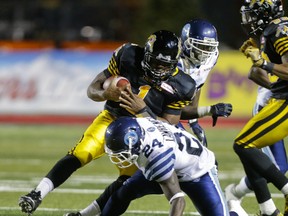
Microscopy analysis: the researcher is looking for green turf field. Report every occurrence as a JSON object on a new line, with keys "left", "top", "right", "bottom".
{"left": 0, "top": 123, "right": 286, "bottom": 216}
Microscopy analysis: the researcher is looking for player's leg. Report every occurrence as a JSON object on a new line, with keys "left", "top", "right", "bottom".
{"left": 101, "top": 170, "right": 163, "bottom": 216}
{"left": 18, "top": 110, "right": 115, "bottom": 214}
{"left": 233, "top": 99, "right": 288, "bottom": 215}
{"left": 181, "top": 165, "right": 245, "bottom": 216}
{"left": 225, "top": 145, "right": 277, "bottom": 202}
{"left": 269, "top": 140, "right": 288, "bottom": 174}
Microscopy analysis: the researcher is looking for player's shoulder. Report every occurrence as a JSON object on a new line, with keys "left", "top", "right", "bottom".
{"left": 114, "top": 43, "right": 142, "bottom": 56}
{"left": 264, "top": 17, "right": 288, "bottom": 38}
{"left": 170, "top": 69, "right": 196, "bottom": 100}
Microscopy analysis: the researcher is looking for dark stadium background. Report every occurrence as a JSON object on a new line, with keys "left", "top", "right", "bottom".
{"left": 0, "top": 0, "right": 254, "bottom": 49}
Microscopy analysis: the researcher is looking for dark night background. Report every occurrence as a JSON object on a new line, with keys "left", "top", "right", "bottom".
{"left": 0, "top": 0, "right": 286, "bottom": 49}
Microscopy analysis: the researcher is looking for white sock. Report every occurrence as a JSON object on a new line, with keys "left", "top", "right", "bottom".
{"left": 234, "top": 177, "right": 252, "bottom": 198}
{"left": 259, "top": 199, "right": 277, "bottom": 215}
{"left": 281, "top": 183, "right": 288, "bottom": 195}
{"left": 35, "top": 177, "right": 54, "bottom": 199}
{"left": 79, "top": 200, "right": 101, "bottom": 216}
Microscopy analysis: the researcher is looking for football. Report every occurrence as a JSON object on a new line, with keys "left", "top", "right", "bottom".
{"left": 103, "top": 76, "right": 130, "bottom": 90}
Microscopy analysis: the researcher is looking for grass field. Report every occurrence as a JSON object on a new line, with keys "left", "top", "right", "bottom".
{"left": 0, "top": 123, "right": 287, "bottom": 216}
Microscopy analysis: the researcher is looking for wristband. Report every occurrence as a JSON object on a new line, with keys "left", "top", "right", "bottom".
{"left": 136, "top": 106, "right": 157, "bottom": 119}
{"left": 197, "top": 106, "right": 211, "bottom": 117}
{"left": 261, "top": 60, "right": 274, "bottom": 73}
{"left": 169, "top": 192, "right": 185, "bottom": 204}
{"left": 188, "top": 119, "right": 197, "bottom": 124}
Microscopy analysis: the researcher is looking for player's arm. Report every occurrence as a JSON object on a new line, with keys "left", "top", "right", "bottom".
{"left": 180, "top": 90, "right": 200, "bottom": 119}
{"left": 180, "top": 89, "right": 232, "bottom": 126}
{"left": 159, "top": 171, "right": 185, "bottom": 216}
{"left": 119, "top": 87, "right": 181, "bottom": 124}
{"left": 87, "top": 71, "right": 123, "bottom": 102}
{"left": 248, "top": 66, "right": 271, "bottom": 89}
{"left": 87, "top": 71, "right": 108, "bottom": 102}
{"left": 271, "top": 53, "right": 288, "bottom": 80}
{"left": 241, "top": 44, "right": 288, "bottom": 80}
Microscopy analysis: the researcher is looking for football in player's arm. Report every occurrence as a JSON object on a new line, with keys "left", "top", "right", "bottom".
{"left": 19, "top": 30, "right": 196, "bottom": 216}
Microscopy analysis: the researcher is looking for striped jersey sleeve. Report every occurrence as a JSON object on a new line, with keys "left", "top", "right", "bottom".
{"left": 143, "top": 147, "right": 176, "bottom": 182}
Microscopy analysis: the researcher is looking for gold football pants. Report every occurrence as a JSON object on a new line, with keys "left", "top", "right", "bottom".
{"left": 68, "top": 109, "right": 138, "bottom": 176}
{"left": 235, "top": 99, "right": 288, "bottom": 149}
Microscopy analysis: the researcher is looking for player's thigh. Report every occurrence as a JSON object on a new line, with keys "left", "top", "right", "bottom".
{"left": 235, "top": 99, "right": 288, "bottom": 148}
{"left": 180, "top": 167, "right": 229, "bottom": 216}
{"left": 69, "top": 110, "right": 115, "bottom": 165}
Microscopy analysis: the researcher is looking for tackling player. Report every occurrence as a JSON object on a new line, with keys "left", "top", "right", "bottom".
{"left": 233, "top": 0, "right": 288, "bottom": 215}
{"left": 18, "top": 30, "right": 197, "bottom": 215}
{"left": 103, "top": 116, "right": 234, "bottom": 216}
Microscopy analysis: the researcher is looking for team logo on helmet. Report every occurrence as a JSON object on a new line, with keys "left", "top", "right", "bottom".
{"left": 124, "top": 131, "right": 139, "bottom": 145}
{"left": 147, "top": 34, "right": 156, "bottom": 53}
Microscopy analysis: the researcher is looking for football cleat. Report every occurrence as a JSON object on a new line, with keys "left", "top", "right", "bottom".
{"left": 18, "top": 190, "right": 42, "bottom": 215}
{"left": 257, "top": 209, "right": 283, "bottom": 216}
{"left": 227, "top": 200, "right": 249, "bottom": 216}
{"left": 63, "top": 212, "right": 82, "bottom": 216}
{"left": 225, "top": 184, "right": 242, "bottom": 201}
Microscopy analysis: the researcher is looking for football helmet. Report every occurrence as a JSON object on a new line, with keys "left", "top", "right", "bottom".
{"left": 180, "top": 19, "right": 219, "bottom": 66}
{"left": 105, "top": 117, "right": 144, "bottom": 168}
{"left": 240, "top": 0, "right": 284, "bottom": 36}
{"left": 142, "top": 30, "right": 181, "bottom": 83}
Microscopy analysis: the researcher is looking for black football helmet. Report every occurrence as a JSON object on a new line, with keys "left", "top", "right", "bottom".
{"left": 105, "top": 117, "right": 144, "bottom": 168}
{"left": 240, "top": 0, "right": 284, "bottom": 36}
{"left": 142, "top": 30, "right": 181, "bottom": 83}
{"left": 180, "top": 19, "right": 219, "bottom": 66}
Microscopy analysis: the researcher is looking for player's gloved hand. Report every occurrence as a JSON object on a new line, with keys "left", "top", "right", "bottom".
{"left": 188, "top": 119, "right": 208, "bottom": 147}
{"left": 244, "top": 46, "right": 264, "bottom": 67}
{"left": 210, "top": 103, "right": 233, "bottom": 127}
{"left": 239, "top": 38, "right": 257, "bottom": 53}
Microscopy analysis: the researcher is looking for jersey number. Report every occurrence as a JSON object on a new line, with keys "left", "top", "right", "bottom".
{"left": 174, "top": 132, "right": 203, "bottom": 156}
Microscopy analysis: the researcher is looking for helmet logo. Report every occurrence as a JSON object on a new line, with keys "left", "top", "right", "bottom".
{"left": 124, "top": 131, "right": 139, "bottom": 145}
{"left": 147, "top": 34, "right": 157, "bottom": 52}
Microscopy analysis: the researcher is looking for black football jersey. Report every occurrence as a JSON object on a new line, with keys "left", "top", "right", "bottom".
{"left": 262, "top": 17, "right": 288, "bottom": 99}
{"left": 103, "top": 43, "right": 196, "bottom": 118}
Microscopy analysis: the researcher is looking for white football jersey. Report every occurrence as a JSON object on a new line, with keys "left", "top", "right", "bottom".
{"left": 135, "top": 118, "right": 215, "bottom": 183}
{"left": 178, "top": 51, "right": 219, "bottom": 90}
{"left": 256, "top": 86, "right": 272, "bottom": 107}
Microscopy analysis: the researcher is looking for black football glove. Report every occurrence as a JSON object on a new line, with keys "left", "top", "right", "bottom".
{"left": 189, "top": 119, "right": 208, "bottom": 147}
{"left": 210, "top": 103, "right": 233, "bottom": 127}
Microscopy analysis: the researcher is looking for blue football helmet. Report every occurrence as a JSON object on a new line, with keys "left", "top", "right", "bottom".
{"left": 240, "top": 0, "right": 284, "bottom": 36}
{"left": 142, "top": 30, "right": 181, "bottom": 83}
{"left": 180, "top": 19, "right": 219, "bottom": 66}
{"left": 105, "top": 117, "right": 145, "bottom": 168}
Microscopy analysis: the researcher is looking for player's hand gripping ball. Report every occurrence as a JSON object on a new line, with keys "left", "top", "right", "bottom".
{"left": 103, "top": 76, "right": 130, "bottom": 101}
{"left": 103, "top": 76, "right": 130, "bottom": 90}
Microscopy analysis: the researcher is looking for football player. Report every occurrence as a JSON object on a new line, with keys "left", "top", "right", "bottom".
{"left": 18, "top": 30, "right": 197, "bottom": 215}
{"left": 103, "top": 116, "right": 234, "bottom": 216}
{"left": 178, "top": 19, "right": 233, "bottom": 146}
{"left": 63, "top": 19, "right": 236, "bottom": 216}
{"left": 225, "top": 39, "right": 287, "bottom": 215}
{"left": 232, "top": 0, "right": 288, "bottom": 215}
